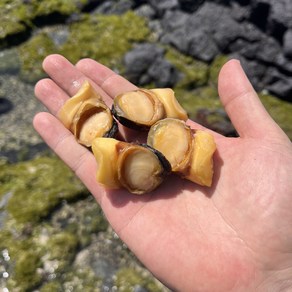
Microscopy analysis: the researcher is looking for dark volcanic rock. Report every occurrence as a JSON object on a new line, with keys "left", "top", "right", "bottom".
{"left": 187, "top": 29, "right": 219, "bottom": 62}
{"left": 264, "top": 68, "right": 292, "bottom": 100}
{"left": 149, "top": 0, "right": 180, "bottom": 14}
{"left": 124, "top": 43, "right": 180, "bottom": 87}
{"left": 283, "top": 29, "right": 292, "bottom": 59}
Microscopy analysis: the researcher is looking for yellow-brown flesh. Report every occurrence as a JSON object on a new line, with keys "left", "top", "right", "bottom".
{"left": 150, "top": 88, "right": 188, "bottom": 121}
{"left": 147, "top": 118, "right": 193, "bottom": 172}
{"left": 91, "top": 137, "right": 121, "bottom": 189}
{"left": 58, "top": 81, "right": 102, "bottom": 129}
{"left": 185, "top": 130, "right": 216, "bottom": 187}
{"left": 114, "top": 90, "right": 165, "bottom": 125}
{"left": 75, "top": 107, "right": 113, "bottom": 147}
{"left": 118, "top": 146, "right": 164, "bottom": 195}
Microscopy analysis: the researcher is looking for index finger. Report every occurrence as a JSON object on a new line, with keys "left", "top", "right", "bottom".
{"left": 76, "top": 58, "right": 223, "bottom": 138}
{"left": 76, "top": 58, "right": 138, "bottom": 98}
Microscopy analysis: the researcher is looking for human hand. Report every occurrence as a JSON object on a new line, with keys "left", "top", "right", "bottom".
{"left": 34, "top": 55, "right": 292, "bottom": 291}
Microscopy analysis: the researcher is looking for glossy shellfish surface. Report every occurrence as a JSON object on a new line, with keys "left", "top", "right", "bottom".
{"left": 58, "top": 80, "right": 216, "bottom": 193}
{"left": 92, "top": 138, "right": 171, "bottom": 195}
{"left": 58, "top": 81, "right": 117, "bottom": 147}
{"left": 147, "top": 118, "right": 216, "bottom": 187}
{"left": 147, "top": 118, "right": 193, "bottom": 173}
{"left": 112, "top": 88, "right": 188, "bottom": 130}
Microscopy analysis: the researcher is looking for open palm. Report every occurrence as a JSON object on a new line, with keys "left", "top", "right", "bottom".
{"left": 34, "top": 55, "right": 292, "bottom": 291}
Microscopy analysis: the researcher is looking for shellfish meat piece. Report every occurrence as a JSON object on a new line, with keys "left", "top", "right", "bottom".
{"left": 92, "top": 137, "right": 121, "bottom": 189}
{"left": 147, "top": 118, "right": 193, "bottom": 173}
{"left": 150, "top": 88, "right": 188, "bottom": 121}
{"left": 72, "top": 98, "right": 118, "bottom": 147}
{"left": 112, "top": 89, "right": 165, "bottom": 130}
{"left": 58, "top": 80, "right": 103, "bottom": 129}
{"left": 58, "top": 81, "right": 117, "bottom": 147}
{"left": 112, "top": 88, "right": 188, "bottom": 130}
{"left": 184, "top": 130, "right": 216, "bottom": 187}
{"left": 147, "top": 118, "right": 216, "bottom": 187}
{"left": 91, "top": 138, "right": 171, "bottom": 195}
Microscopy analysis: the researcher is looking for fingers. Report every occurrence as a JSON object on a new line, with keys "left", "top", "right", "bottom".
{"left": 34, "top": 78, "right": 68, "bottom": 115}
{"left": 41, "top": 54, "right": 113, "bottom": 107}
{"left": 33, "top": 112, "right": 104, "bottom": 203}
{"left": 75, "top": 58, "right": 137, "bottom": 97}
{"left": 218, "top": 59, "right": 283, "bottom": 139}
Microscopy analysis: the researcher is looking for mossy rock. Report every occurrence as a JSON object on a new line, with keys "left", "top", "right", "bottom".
{"left": 209, "top": 54, "right": 229, "bottom": 86}
{"left": 0, "top": 0, "right": 33, "bottom": 40}
{"left": 115, "top": 267, "right": 165, "bottom": 292}
{"left": 0, "top": 155, "right": 89, "bottom": 225}
{"left": 17, "top": 10, "right": 151, "bottom": 83}
{"left": 0, "top": 0, "right": 89, "bottom": 43}
{"left": 13, "top": 250, "right": 43, "bottom": 290}
{"left": 60, "top": 11, "right": 150, "bottom": 68}
{"left": 18, "top": 32, "right": 56, "bottom": 83}
{"left": 32, "top": 0, "right": 88, "bottom": 17}
{"left": 0, "top": 229, "right": 44, "bottom": 291}
{"left": 260, "top": 92, "right": 292, "bottom": 140}
{"left": 175, "top": 86, "right": 221, "bottom": 120}
{"left": 166, "top": 47, "right": 209, "bottom": 89}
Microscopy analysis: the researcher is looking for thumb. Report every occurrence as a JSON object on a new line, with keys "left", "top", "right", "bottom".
{"left": 218, "top": 59, "right": 285, "bottom": 140}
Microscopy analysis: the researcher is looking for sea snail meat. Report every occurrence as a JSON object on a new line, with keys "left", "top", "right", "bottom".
{"left": 147, "top": 118, "right": 216, "bottom": 187}
{"left": 112, "top": 88, "right": 188, "bottom": 130}
{"left": 92, "top": 138, "right": 171, "bottom": 195}
{"left": 58, "top": 81, "right": 118, "bottom": 147}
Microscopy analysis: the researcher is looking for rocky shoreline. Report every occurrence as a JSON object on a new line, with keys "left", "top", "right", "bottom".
{"left": 0, "top": 1, "right": 292, "bottom": 290}
{"left": 0, "top": 0, "right": 292, "bottom": 162}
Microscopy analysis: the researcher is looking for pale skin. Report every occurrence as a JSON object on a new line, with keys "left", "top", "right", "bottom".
{"left": 34, "top": 54, "right": 292, "bottom": 291}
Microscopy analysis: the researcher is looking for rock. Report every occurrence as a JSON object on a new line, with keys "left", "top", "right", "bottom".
{"left": 187, "top": 29, "right": 219, "bottom": 62}
{"left": 147, "top": 58, "right": 181, "bottom": 87}
{"left": 269, "top": 0, "right": 292, "bottom": 29}
{"left": 232, "top": 54, "right": 268, "bottom": 90}
{"left": 161, "top": 10, "right": 189, "bottom": 32}
{"left": 124, "top": 42, "right": 180, "bottom": 87}
{"left": 45, "top": 25, "right": 70, "bottom": 47}
{"left": 283, "top": 29, "right": 292, "bottom": 59}
{"left": 0, "top": 48, "right": 21, "bottom": 74}
{"left": 124, "top": 43, "right": 164, "bottom": 82}
{"left": 230, "top": 2, "right": 251, "bottom": 21}
{"left": 179, "top": 0, "right": 205, "bottom": 13}
{"left": 0, "top": 74, "right": 46, "bottom": 161}
{"left": 149, "top": 0, "right": 180, "bottom": 14}
{"left": 265, "top": 70, "right": 292, "bottom": 101}
{"left": 134, "top": 4, "right": 156, "bottom": 19}
{"left": 160, "top": 27, "right": 189, "bottom": 53}
{"left": 274, "top": 53, "right": 292, "bottom": 73}
{"left": 93, "top": 0, "right": 134, "bottom": 15}
{"left": 0, "top": 98, "right": 13, "bottom": 115}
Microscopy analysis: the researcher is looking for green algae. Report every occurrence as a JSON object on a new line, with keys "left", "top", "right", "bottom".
{"left": 0, "top": 155, "right": 88, "bottom": 225}
{"left": 209, "top": 54, "right": 229, "bottom": 86}
{"left": 39, "top": 267, "right": 102, "bottom": 291}
{"left": 165, "top": 47, "right": 209, "bottom": 89}
{"left": 0, "top": 0, "right": 32, "bottom": 40}
{"left": 17, "top": 10, "right": 151, "bottom": 82}
{"left": 33, "top": 0, "right": 88, "bottom": 17}
{"left": 0, "top": 229, "right": 44, "bottom": 291}
{"left": 60, "top": 11, "right": 150, "bottom": 68}
{"left": 175, "top": 86, "right": 221, "bottom": 120}
{"left": 18, "top": 32, "right": 57, "bottom": 83}
{"left": 259, "top": 92, "right": 292, "bottom": 139}
{"left": 48, "top": 232, "right": 78, "bottom": 261}
{"left": 0, "top": 154, "right": 109, "bottom": 291}
{"left": 115, "top": 267, "right": 165, "bottom": 292}
{"left": 13, "top": 250, "right": 43, "bottom": 290}
{"left": 0, "top": 0, "right": 89, "bottom": 42}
